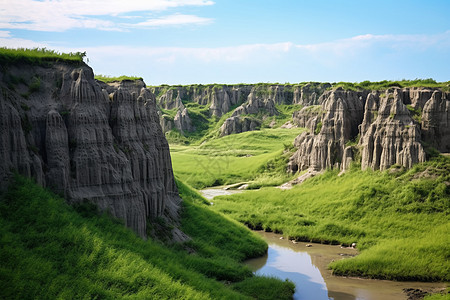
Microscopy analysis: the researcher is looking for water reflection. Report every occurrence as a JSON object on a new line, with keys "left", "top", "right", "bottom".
{"left": 245, "top": 231, "right": 445, "bottom": 300}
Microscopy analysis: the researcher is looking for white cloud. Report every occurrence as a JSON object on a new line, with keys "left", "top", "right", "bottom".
{"left": 0, "top": 30, "right": 11, "bottom": 37}
{"left": 82, "top": 42, "right": 294, "bottom": 64}
{"left": 131, "top": 14, "right": 212, "bottom": 27}
{"left": 0, "top": 36, "right": 47, "bottom": 48}
{"left": 297, "top": 31, "right": 450, "bottom": 54}
{"left": 0, "top": 0, "right": 214, "bottom": 31}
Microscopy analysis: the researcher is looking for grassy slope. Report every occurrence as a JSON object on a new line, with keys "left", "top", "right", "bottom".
{"left": 0, "top": 176, "right": 294, "bottom": 299}
{"left": 170, "top": 127, "right": 305, "bottom": 188}
{"left": 211, "top": 157, "right": 450, "bottom": 281}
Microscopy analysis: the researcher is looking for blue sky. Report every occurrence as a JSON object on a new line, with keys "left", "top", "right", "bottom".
{"left": 1, "top": 0, "right": 449, "bottom": 85}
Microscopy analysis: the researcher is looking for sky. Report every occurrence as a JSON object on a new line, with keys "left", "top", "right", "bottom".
{"left": 1, "top": 0, "right": 449, "bottom": 85}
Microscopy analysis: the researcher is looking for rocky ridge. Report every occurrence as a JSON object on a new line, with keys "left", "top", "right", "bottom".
{"left": 289, "top": 87, "right": 449, "bottom": 173}
{"left": 0, "top": 61, "right": 181, "bottom": 239}
{"left": 152, "top": 83, "right": 330, "bottom": 137}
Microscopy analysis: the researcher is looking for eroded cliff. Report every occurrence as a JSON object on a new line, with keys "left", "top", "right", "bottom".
{"left": 289, "top": 87, "right": 449, "bottom": 173}
{"left": 0, "top": 61, "right": 180, "bottom": 238}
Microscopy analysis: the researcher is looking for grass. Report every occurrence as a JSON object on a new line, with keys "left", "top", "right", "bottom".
{"left": 0, "top": 175, "right": 294, "bottom": 299}
{"left": 95, "top": 74, "right": 143, "bottom": 83}
{"left": 0, "top": 47, "right": 85, "bottom": 65}
{"left": 210, "top": 156, "right": 450, "bottom": 281}
{"left": 331, "top": 79, "right": 450, "bottom": 91}
{"left": 170, "top": 127, "right": 306, "bottom": 188}
{"left": 425, "top": 289, "right": 450, "bottom": 299}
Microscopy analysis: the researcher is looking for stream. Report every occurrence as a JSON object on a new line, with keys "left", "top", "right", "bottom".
{"left": 200, "top": 188, "right": 446, "bottom": 300}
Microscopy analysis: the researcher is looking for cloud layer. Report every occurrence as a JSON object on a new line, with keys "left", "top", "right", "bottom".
{"left": 1, "top": 30, "right": 448, "bottom": 84}
{"left": 0, "top": 0, "right": 214, "bottom": 31}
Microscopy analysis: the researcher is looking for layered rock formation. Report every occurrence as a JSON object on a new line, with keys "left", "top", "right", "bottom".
{"left": 219, "top": 90, "right": 278, "bottom": 136}
{"left": 359, "top": 90, "right": 426, "bottom": 170}
{"left": 151, "top": 83, "right": 331, "bottom": 137}
{"left": 289, "top": 89, "right": 367, "bottom": 171}
{"left": 288, "top": 87, "right": 448, "bottom": 173}
{"left": 0, "top": 61, "right": 180, "bottom": 239}
{"left": 152, "top": 85, "right": 252, "bottom": 117}
{"left": 97, "top": 78, "right": 146, "bottom": 96}
{"left": 293, "top": 82, "right": 332, "bottom": 106}
{"left": 421, "top": 91, "right": 450, "bottom": 152}
{"left": 174, "top": 108, "right": 193, "bottom": 134}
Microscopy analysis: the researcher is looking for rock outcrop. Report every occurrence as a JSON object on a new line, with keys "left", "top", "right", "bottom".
{"left": 359, "top": 90, "right": 426, "bottom": 170}
{"left": 0, "top": 61, "right": 180, "bottom": 239}
{"left": 219, "top": 90, "right": 279, "bottom": 136}
{"left": 174, "top": 108, "right": 193, "bottom": 134}
{"left": 97, "top": 78, "right": 146, "bottom": 97}
{"left": 289, "top": 88, "right": 366, "bottom": 171}
{"left": 152, "top": 85, "right": 252, "bottom": 117}
{"left": 288, "top": 87, "right": 446, "bottom": 173}
{"left": 151, "top": 83, "right": 331, "bottom": 137}
{"left": 421, "top": 91, "right": 450, "bottom": 152}
{"left": 293, "top": 82, "right": 331, "bottom": 106}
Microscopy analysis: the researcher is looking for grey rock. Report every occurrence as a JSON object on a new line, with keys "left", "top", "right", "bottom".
{"left": 292, "top": 105, "right": 323, "bottom": 133}
{"left": 97, "top": 78, "right": 146, "bottom": 96}
{"left": 219, "top": 89, "right": 278, "bottom": 136}
{"left": 359, "top": 89, "right": 426, "bottom": 170}
{"left": 293, "top": 83, "right": 331, "bottom": 106}
{"left": 174, "top": 108, "right": 193, "bottom": 134}
{"left": 421, "top": 90, "right": 450, "bottom": 152}
{"left": 159, "top": 114, "right": 174, "bottom": 134}
{"left": 289, "top": 89, "right": 365, "bottom": 172}
{"left": 219, "top": 116, "right": 261, "bottom": 137}
{"left": 0, "top": 62, "right": 181, "bottom": 239}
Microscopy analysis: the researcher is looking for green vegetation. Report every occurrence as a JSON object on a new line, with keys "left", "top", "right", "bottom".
{"left": 331, "top": 79, "right": 450, "bottom": 91}
{"left": 170, "top": 127, "right": 305, "bottom": 188}
{"left": 425, "top": 289, "right": 450, "bottom": 299}
{"left": 407, "top": 104, "right": 423, "bottom": 123}
{"left": 210, "top": 156, "right": 450, "bottom": 281}
{"left": 0, "top": 47, "right": 85, "bottom": 65}
{"left": 314, "top": 121, "right": 322, "bottom": 134}
{"left": 95, "top": 74, "right": 143, "bottom": 83}
{"left": 0, "top": 175, "right": 294, "bottom": 299}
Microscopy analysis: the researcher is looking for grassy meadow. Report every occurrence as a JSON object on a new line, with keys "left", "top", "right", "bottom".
{"left": 209, "top": 157, "right": 450, "bottom": 281}
{"left": 0, "top": 175, "right": 294, "bottom": 299}
{"left": 170, "top": 127, "right": 305, "bottom": 189}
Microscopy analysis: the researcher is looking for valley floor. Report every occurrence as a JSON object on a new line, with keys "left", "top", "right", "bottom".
{"left": 170, "top": 128, "right": 450, "bottom": 286}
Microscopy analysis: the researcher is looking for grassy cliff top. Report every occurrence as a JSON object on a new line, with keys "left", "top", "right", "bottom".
{"left": 149, "top": 79, "right": 450, "bottom": 91}
{"left": 95, "top": 74, "right": 144, "bottom": 83}
{"left": 0, "top": 47, "right": 86, "bottom": 65}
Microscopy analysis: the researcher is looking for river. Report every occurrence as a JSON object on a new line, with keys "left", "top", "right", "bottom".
{"left": 246, "top": 231, "right": 445, "bottom": 300}
{"left": 199, "top": 188, "right": 446, "bottom": 300}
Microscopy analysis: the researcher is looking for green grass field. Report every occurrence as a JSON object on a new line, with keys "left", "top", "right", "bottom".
{"left": 170, "top": 127, "right": 305, "bottom": 188}
{"left": 0, "top": 175, "right": 294, "bottom": 299}
{"left": 210, "top": 157, "right": 450, "bottom": 281}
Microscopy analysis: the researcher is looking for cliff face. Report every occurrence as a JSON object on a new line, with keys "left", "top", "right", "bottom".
{"left": 289, "top": 89, "right": 367, "bottom": 171}
{"left": 152, "top": 83, "right": 331, "bottom": 137}
{"left": 0, "top": 62, "right": 180, "bottom": 238}
{"left": 289, "top": 87, "right": 449, "bottom": 173}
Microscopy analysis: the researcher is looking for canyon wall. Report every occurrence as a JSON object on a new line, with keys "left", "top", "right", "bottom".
{"left": 289, "top": 87, "right": 449, "bottom": 172}
{"left": 152, "top": 83, "right": 331, "bottom": 136}
{"left": 0, "top": 61, "right": 180, "bottom": 239}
